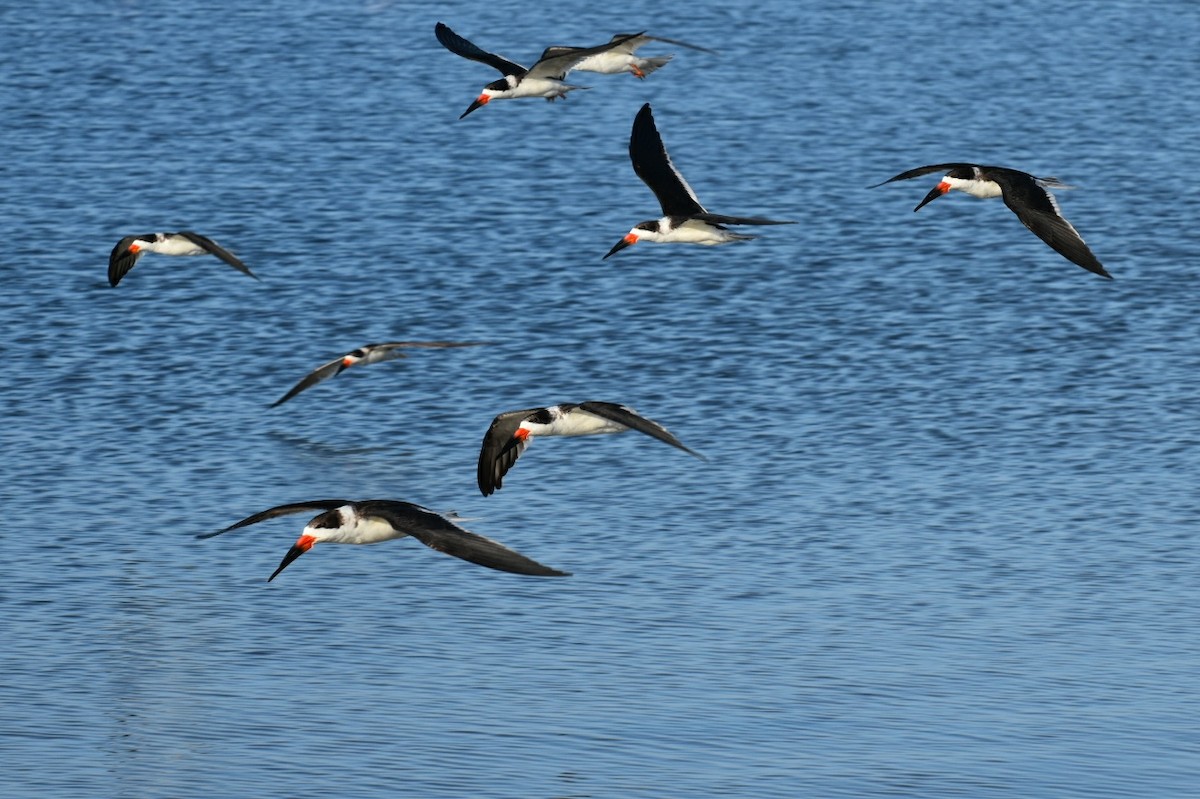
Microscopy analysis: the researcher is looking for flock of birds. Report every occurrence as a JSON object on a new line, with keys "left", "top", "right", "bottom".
{"left": 108, "top": 22, "right": 1113, "bottom": 583}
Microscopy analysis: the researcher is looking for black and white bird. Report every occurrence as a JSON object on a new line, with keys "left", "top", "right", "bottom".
{"left": 477, "top": 401, "right": 704, "bottom": 496}
{"left": 197, "top": 499, "right": 569, "bottom": 581}
{"left": 870, "top": 163, "right": 1111, "bottom": 279}
{"left": 108, "top": 231, "right": 257, "bottom": 287}
{"left": 544, "top": 33, "right": 716, "bottom": 80}
{"left": 270, "top": 341, "right": 487, "bottom": 407}
{"left": 434, "top": 22, "right": 641, "bottom": 118}
{"left": 604, "top": 103, "right": 794, "bottom": 259}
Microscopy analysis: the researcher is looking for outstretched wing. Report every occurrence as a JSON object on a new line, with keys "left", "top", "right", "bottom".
{"left": 270, "top": 356, "right": 346, "bottom": 407}
{"left": 477, "top": 408, "right": 539, "bottom": 496}
{"left": 528, "top": 31, "right": 643, "bottom": 80}
{"left": 435, "top": 22, "right": 526, "bottom": 76}
{"left": 108, "top": 235, "right": 145, "bottom": 287}
{"left": 868, "top": 163, "right": 977, "bottom": 188}
{"left": 608, "top": 32, "right": 718, "bottom": 54}
{"left": 629, "top": 102, "right": 705, "bottom": 217}
{"left": 577, "top": 401, "right": 705, "bottom": 460}
{"left": 693, "top": 213, "right": 795, "bottom": 226}
{"left": 176, "top": 231, "right": 258, "bottom": 280}
{"left": 198, "top": 499, "right": 353, "bottom": 539}
{"left": 991, "top": 169, "right": 1112, "bottom": 279}
{"left": 363, "top": 500, "right": 569, "bottom": 576}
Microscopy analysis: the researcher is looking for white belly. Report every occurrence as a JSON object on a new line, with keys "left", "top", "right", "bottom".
{"left": 311, "top": 516, "right": 405, "bottom": 545}
{"left": 946, "top": 177, "right": 1003, "bottom": 199}
{"left": 527, "top": 410, "right": 625, "bottom": 438}
{"left": 572, "top": 52, "right": 633, "bottom": 75}
{"left": 512, "top": 77, "right": 575, "bottom": 99}
{"left": 667, "top": 219, "right": 745, "bottom": 245}
{"left": 150, "top": 237, "right": 207, "bottom": 256}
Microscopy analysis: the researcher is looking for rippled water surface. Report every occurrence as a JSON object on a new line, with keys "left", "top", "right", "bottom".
{"left": 2, "top": 1, "right": 1198, "bottom": 797}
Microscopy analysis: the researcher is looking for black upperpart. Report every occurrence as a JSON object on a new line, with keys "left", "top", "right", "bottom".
{"left": 527, "top": 408, "right": 554, "bottom": 425}
{"left": 308, "top": 509, "right": 343, "bottom": 529}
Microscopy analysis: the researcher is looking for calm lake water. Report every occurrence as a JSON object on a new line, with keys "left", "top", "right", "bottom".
{"left": 2, "top": 1, "right": 1197, "bottom": 797}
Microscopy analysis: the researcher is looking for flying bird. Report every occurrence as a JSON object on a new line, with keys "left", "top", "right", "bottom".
{"left": 604, "top": 103, "right": 794, "bottom": 259}
{"left": 870, "top": 163, "right": 1111, "bottom": 279}
{"left": 434, "top": 22, "right": 641, "bottom": 118}
{"left": 544, "top": 32, "right": 717, "bottom": 79}
{"left": 108, "top": 231, "right": 257, "bottom": 287}
{"left": 270, "top": 341, "right": 488, "bottom": 407}
{"left": 477, "top": 401, "right": 704, "bottom": 496}
{"left": 197, "top": 499, "right": 569, "bottom": 581}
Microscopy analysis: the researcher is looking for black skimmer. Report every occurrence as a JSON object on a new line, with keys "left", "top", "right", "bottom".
{"left": 108, "top": 231, "right": 257, "bottom": 287}
{"left": 870, "top": 163, "right": 1112, "bottom": 279}
{"left": 477, "top": 401, "right": 704, "bottom": 496}
{"left": 544, "top": 33, "right": 716, "bottom": 79}
{"left": 198, "top": 499, "right": 569, "bottom": 581}
{"left": 434, "top": 22, "right": 641, "bottom": 118}
{"left": 604, "top": 103, "right": 795, "bottom": 259}
{"left": 270, "top": 341, "right": 487, "bottom": 407}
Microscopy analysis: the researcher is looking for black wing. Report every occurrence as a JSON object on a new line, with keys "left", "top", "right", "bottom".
{"left": 577, "top": 401, "right": 705, "bottom": 459}
{"left": 108, "top": 235, "right": 144, "bottom": 287}
{"left": 362, "top": 500, "right": 568, "bottom": 576}
{"left": 270, "top": 357, "right": 345, "bottom": 407}
{"left": 477, "top": 408, "right": 540, "bottom": 496}
{"left": 990, "top": 170, "right": 1112, "bottom": 279}
{"left": 198, "top": 499, "right": 353, "bottom": 539}
{"left": 176, "top": 231, "right": 258, "bottom": 280}
{"left": 629, "top": 103, "right": 705, "bottom": 217}
{"left": 693, "top": 213, "right": 795, "bottom": 226}
{"left": 435, "top": 22, "right": 526, "bottom": 76}
{"left": 868, "top": 163, "right": 978, "bottom": 188}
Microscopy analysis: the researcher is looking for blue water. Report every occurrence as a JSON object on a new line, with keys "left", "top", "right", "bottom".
{"left": 2, "top": 1, "right": 1198, "bottom": 797}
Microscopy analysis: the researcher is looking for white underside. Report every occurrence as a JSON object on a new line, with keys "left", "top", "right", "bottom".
{"left": 304, "top": 510, "right": 406, "bottom": 545}
{"left": 638, "top": 218, "right": 754, "bottom": 245}
{"left": 573, "top": 52, "right": 670, "bottom": 75}
{"left": 146, "top": 238, "right": 207, "bottom": 256}
{"left": 944, "top": 176, "right": 1003, "bottom": 199}
{"left": 523, "top": 409, "right": 626, "bottom": 437}
{"left": 571, "top": 52, "right": 635, "bottom": 73}
{"left": 357, "top": 349, "right": 401, "bottom": 366}
{"left": 493, "top": 78, "right": 581, "bottom": 100}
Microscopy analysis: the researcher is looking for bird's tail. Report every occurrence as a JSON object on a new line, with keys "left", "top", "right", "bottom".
{"left": 547, "top": 85, "right": 590, "bottom": 101}
{"left": 1037, "top": 176, "right": 1076, "bottom": 190}
{"left": 635, "top": 55, "right": 673, "bottom": 78}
